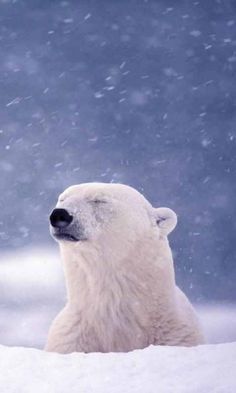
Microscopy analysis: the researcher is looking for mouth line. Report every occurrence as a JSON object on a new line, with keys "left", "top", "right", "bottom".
{"left": 53, "top": 232, "right": 79, "bottom": 242}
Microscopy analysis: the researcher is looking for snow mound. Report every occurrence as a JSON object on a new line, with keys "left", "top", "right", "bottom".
{"left": 0, "top": 343, "right": 235, "bottom": 393}
{"left": 198, "top": 304, "right": 236, "bottom": 344}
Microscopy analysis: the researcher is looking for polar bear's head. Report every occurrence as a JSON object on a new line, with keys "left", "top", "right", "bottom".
{"left": 49, "top": 183, "right": 177, "bottom": 249}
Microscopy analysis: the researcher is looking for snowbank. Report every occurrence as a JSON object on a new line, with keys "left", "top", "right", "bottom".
{"left": 0, "top": 343, "right": 235, "bottom": 393}
{"left": 198, "top": 304, "right": 236, "bottom": 344}
{"left": 0, "top": 248, "right": 65, "bottom": 348}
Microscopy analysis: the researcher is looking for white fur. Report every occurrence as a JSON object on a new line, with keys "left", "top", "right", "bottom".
{"left": 45, "top": 183, "right": 204, "bottom": 353}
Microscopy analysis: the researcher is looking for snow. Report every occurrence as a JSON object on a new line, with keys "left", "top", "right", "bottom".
{"left": 198, "top": 304, "right": 236, "bottom": 344}
{"left": 0, "top": 248, "right": 65, "bottom": 348}
{"left": 0, "top": 342, "right": 235, "bottom": 393}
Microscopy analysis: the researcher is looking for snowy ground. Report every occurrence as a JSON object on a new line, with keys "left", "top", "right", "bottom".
{"left": 0, "top": 342, "right": 235, "bottom": 393}
{"left": 0, "top": 248, "right": 236, "bottom": 392}
{"left": 0, "top": 247, "right": 236, "bottom": 348}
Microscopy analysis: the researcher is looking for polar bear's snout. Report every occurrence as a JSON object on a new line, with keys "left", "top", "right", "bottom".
{"left": 50, "top": 208, "right": 81, "bottom": 242}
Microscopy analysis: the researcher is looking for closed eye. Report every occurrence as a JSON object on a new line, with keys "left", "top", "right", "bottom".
{"left": 89, "top": 199, "right": 108, "bottom": 204}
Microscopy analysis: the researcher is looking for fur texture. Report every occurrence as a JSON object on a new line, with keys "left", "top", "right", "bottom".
{"left": 45, "top": 183, "right": 204, "bottom": 353}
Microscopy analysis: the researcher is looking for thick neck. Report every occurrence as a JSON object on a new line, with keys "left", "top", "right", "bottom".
{"left": 59, "top": 236, "right": 176, "bottom": 310}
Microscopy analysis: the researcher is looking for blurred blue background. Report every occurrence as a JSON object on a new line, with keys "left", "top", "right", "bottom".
{"left": 0, "top": 0, "right": 236, "bottom": 347}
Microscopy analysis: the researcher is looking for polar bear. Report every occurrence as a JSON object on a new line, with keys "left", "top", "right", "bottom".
{"left": 45, "top": 182, "right": 204, "bottom": 354}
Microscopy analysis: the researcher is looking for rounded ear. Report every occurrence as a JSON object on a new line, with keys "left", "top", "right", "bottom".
{"left": 154, "top": 207, "right": 177, "bottom": 236}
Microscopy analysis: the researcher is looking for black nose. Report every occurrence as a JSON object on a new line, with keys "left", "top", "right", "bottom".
{"left": 50, "top": 208, "right": 73, "bottom": 228}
